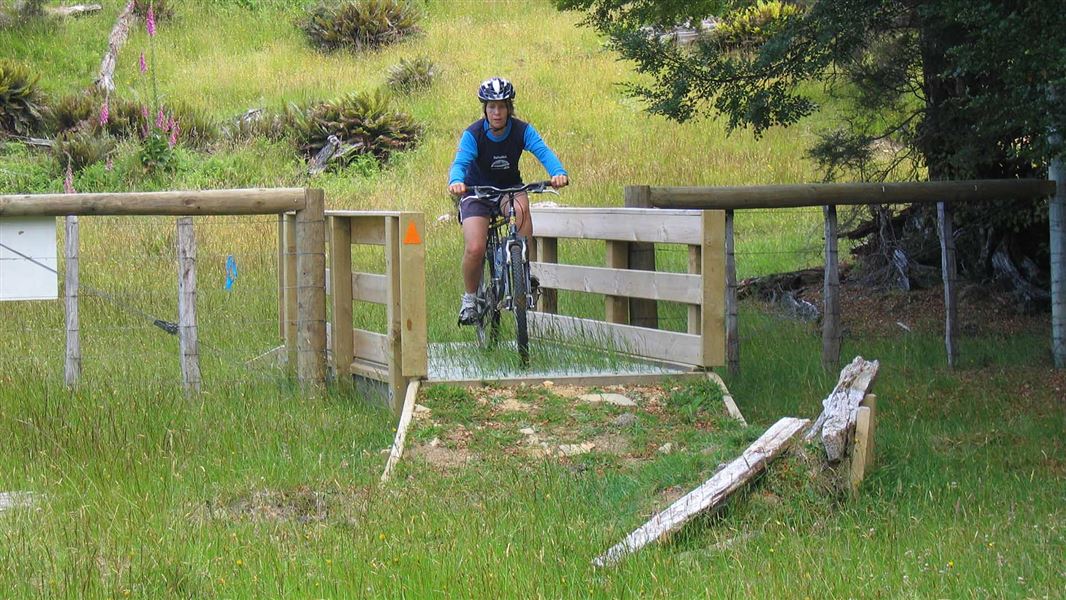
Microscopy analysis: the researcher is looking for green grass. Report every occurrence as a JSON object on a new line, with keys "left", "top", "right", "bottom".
{"left": 1, "top": 1, "right": 1064, "bottom": 598}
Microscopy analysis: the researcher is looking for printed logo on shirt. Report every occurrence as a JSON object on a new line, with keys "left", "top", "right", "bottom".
{"left": 490, "top": 155, "right": 510, "bottom": 170}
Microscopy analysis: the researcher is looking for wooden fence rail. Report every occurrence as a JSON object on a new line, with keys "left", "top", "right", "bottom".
{"left": 530, "top": 207, "right": 724, "bottom": 369}
{"left": 638, "top": 178, "right": 1059, "bottom": 371}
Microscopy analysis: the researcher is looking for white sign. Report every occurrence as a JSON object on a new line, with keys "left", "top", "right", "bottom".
{"left": 0, "top": 217, "right": 58, "bottom": 301}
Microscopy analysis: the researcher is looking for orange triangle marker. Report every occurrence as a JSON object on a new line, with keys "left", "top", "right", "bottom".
{"left": 403, "top": 221, "right": 422, "bottom": 245}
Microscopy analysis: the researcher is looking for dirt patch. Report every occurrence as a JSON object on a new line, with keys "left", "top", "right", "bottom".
{"left": 200, "top": 485, "right": 368, "bottom": 524}
{"left": 588, "top": 432, "right": 630, "bottom": 456}
{"left": 409, "top": 444, "right": 474, "bottom": 471}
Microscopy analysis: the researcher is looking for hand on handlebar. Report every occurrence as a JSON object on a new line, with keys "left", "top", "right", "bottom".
{"left": 449, "top": 182, "right": 468, "bottom": 196}
{"left": 551, "top": 174, "right": 569, "bottom": 189}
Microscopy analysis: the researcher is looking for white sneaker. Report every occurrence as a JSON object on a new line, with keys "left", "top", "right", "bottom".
{"left": 457, "top": 293, "right": 478, "bottom": 325}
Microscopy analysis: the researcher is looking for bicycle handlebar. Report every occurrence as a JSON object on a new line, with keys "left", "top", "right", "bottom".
{"left": 468, "top": 180, "right": 557, "bottom": 200}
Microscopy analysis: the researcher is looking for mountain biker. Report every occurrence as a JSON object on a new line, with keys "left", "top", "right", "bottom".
{"left": 448, "top": 76, "right": 569, "bottom": 325}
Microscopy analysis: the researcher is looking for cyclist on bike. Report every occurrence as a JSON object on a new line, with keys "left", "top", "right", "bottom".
{"left": 448, "top": 76, "right": 569, "bottom": 325}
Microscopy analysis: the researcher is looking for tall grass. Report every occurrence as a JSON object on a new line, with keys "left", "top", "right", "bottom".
{"left": 1, "top": 1, "right": 1063, "bottom": 598}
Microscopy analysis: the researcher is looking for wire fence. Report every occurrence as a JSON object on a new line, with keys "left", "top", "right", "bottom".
{"left": 0, "top": 215, "right": 288, "bottom": 388}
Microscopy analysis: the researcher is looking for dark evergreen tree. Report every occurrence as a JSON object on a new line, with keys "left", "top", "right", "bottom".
{"left": 556, "top": 0, "right": 1066, "bottom": 299}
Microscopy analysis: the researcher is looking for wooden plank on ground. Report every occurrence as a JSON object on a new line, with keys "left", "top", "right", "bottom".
{"left": 529, "top": 312, "right": 702, "bottom": 366}
{"left": 530, "top": 262, "right": 702, "bottom": 304}
{"left": 530, "top": 207, "right": 703, "bottom": 244}
{"left": 0, "top": 492, "right": 35, "bottom": 513}
{"left": 804, "top": 356, "right": 880, "bottom": 463}
{"left": 594, "top": 417, "right": 810, "bottom": 567}
{"left": 705, "top": 372, "right": 746, "bottom": 425}
{"left": 380, "top": 379, "right": 421, "bottom": 483}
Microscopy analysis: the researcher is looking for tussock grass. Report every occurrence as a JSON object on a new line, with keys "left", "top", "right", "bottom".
{"left": 1, "top": 1, "right": 1063, "bottom": 598}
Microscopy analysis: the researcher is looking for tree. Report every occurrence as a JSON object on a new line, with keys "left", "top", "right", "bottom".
{"left": 556, "top": 0, "right": 1066, "bottom": 298}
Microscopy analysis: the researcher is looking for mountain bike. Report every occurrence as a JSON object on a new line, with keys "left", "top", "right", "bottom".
{"left": 466, "top": 180, "right": 558, "bottom": 365}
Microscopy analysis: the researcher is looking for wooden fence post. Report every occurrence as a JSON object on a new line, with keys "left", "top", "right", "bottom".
{"left": 822, "top": 205, "right": 841, "bottom": 370}
{"left": 605, "top": 240, "right": 630, "bottom": 324}
{"left": 624, "top": 185, "right": 658, "bottom": 328}
{"left": 64, "top": 216, "right": 80, "bottom": 387}
{"left": 330, "top": 215, "right": 354, "bottom": 380}
{"left": 282, "top": 213, "right": 297, "bottom": 369}
{"left": 937, "top": 201, "right": 959, "bottom": 368}
{"left": 725, "top": 209, "right": 739, "bottom": 375}
{"left": 537, "top": 236, "right": 558, "bottom": 313}
{"left": 1050, "top": 154, "right": 1065, "bottom": 369}
{"left": 384, "top": 216, "right": 405, "bottom": 413}
{"left": 295, "top": 189, "right": 327, "bottom": 389}
{"left": 176, "top": 217, "right": 201, "bottom": 394}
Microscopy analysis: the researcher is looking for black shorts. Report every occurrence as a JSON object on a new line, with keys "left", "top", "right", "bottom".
{"left": 457, "top": 194, "right": 503, "bottom": 223}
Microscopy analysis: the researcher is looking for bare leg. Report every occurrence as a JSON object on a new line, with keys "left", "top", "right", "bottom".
{"left": 512, "top": 192, "right": 536, "bottom": 258}
{"left": 461, "top": 216, "right": 489, "bottom": 293}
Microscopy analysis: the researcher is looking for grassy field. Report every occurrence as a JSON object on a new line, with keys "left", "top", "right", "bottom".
{"left": 1, "top": 1, "right": 1064, "bottom": 598}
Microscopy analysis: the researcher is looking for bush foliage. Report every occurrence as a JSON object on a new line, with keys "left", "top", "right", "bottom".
{"left": 291, "top": 90, "right": 422, "bottom": 166}
{"left": 52, "top": 123, "right": 116, "bottom": 172}
{"left": 0, "top": 60, "right": 48, "bottom": 136}
{"left": 386, "top": 55, "right": 438, "bottom": 94}
{"left": 301, "top": 0, "right": 421, "bottom": 52}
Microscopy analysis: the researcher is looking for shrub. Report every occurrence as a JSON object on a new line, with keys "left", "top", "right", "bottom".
{"left": 49, "top": 92, "right": 97, "bottom": 134}
{"left": 220, "top": 108, "right": 293, "bottom": 144}
{"left": 0, "top": 0, "right": 47, "bottom": 28}
{"left": 0, "top": 60, "right": 49, "bottom": 136}
{"left": 164, "top": 102, "right": 219, "bottom": 149}
{"left": 712, "top": 1, "right": 799, "bottom": 51}
{"left": 301, "top": 0, "right": 421, "bottom": 52}
{"left": 52, "top": 123, "right": 116, "bottom": 172}
{"left": 290, "top": 90, "right": 422, "bottom": 167}
{"left": 386, "top": 56, "right": 438, "bottom": 94}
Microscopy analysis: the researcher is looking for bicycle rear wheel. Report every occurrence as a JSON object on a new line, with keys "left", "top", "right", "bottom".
{"left": 475, "top": 254, "right": 500, "bottom": 348}
{"left": 509, "top": 243, "right": 529, "bottom": 365}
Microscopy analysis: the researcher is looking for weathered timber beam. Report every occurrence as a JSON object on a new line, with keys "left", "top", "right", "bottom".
{"left": 594, "top": 417, "right": 809, "bottom": 567}
{"left": 0, "top": 188, "right": 307, "bottom": 216}
{"left": 646, "top": 179, "right": 1056, "bottom": 210}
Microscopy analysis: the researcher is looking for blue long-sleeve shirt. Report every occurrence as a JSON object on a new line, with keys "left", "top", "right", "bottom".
{"left": 448, "top": 118, "right": 567, "bottom": 186}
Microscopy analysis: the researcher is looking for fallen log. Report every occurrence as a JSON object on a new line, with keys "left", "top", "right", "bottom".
{"left": 48, "top": 4, "right": 102, "bottom": 17}
{"left": 94, "top": 1, "right": 136, "bottom": 95}
{"left": 593, "top": 417, "right": 809, "bottom": 567}
{"left": 804, "top": 356, "right": 879, "bottom": 463}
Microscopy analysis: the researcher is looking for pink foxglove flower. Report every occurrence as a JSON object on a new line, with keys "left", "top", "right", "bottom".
{"left": 139, "top": 52, "right": 147, "bottom": 74}
{"left": 99, "top": 100, "right": 110, "bottom": 126}
{"left": 156, "top": 108, "right": 166, "bottom": 129}
{"left": 64, "top": 161, "right": 76, "bottom": 194}
{"left": 146, "top": 3, "right": 156, "bottom": 37}
{"left": 168, "top": 117, "right": 179, "bottom": 147}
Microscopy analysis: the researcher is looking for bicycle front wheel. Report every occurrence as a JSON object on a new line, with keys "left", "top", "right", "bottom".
{"left": 509, "top": 243, "right": 529, "bottom": 365}
{"left": 476, "top": 253, "right": 500, "bottom": 348}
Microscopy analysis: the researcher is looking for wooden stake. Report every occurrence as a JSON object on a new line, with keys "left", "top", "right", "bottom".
{"left": 295, "top": 189, "right": 327, "bottom": 389}
{"left": 176, "top": 217, "right": 201, "bottom": 394}
{"left": 849, "top": 406, "right": 872, "bottom": 493}
{"left": 725, "top": 209, "right": 740, "bottom": 375}
{"left": 1047, "top": 157, "right": 1064, "bottom": 368}
{"left": 938, "top": 201, "right": 959, "bottom": 368}
{"left": 594, "top": 417, "right": 809, "bottom": 567}
{"left": 822, "top": 205, "right": 841, "bottom": 370}
{"left": 283, "top": 213, "right": 297, "bottom": 369}
{"left": 623, "top": 185, "right": 658, "bottom": 328}
{"left": 805, "top": 356, "right": 879, "bottom": 463}
{"left": 64, "top": 216, "right": 80, "bottom": 388}
{"left": 380, "top": 379, "right": 421, "bottom": 483}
